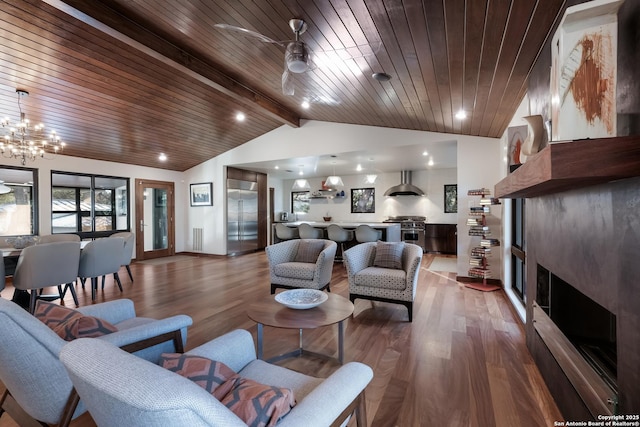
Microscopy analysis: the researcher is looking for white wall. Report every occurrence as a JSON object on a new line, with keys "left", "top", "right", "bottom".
{"left": 0, "top": 154, "right": 185, "bottom": 254}
{"left": 281, "top": 168, "right": 458, "bottom": 223}
{"left": 184, "top": 120, "right": 500, "bottom": 255}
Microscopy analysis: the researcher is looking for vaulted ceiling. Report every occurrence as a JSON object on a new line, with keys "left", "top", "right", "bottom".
{"left": 0, "top": 0, "right": 565, "bottom": 171}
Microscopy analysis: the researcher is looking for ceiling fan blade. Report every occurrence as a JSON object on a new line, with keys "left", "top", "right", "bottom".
{"left": 282, "top": 70, "right": 294, "bottom": 96}
{"left": 213, "top": 24, "right": 285, "bottom": 46}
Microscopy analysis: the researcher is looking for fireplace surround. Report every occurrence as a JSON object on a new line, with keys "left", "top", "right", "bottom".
{"left": 495, "top": 137, "right": 640, "bottom": 419}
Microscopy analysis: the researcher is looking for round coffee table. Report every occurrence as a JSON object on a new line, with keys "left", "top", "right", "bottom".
{"left": 247, "top": 292, "right": 354, "bottom": 364}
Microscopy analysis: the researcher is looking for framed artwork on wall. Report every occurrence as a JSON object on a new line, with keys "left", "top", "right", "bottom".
{"left": 351, "top": 188, "right": 375, "bottom": 213}
{"left": 190, "top": 182, "right": 213, "bottom": 206}
{"left": 444, "top": 184, "right": 457, "bottom": 213}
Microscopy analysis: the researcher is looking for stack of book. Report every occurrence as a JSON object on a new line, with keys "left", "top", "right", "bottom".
{"left": 469, "top": 206, "right": 490, "bottom": 215}
{"left": 469, "top": 257, "right": 485, "bottom": 266}
{"left": 471, "top": 246, "right": 491, "bottom": 257}
{"left": 480, "top": 197, "right": 501, "bottom": 205}
{"left": 466, "top": 218, "right": 481, "bottom": 226}
{"left": 480, "top": 238, "right": 500, "bottom": 247}
{"left": 468, "top": 267, "right": 491, "bottom": 278}
{"left": 468, "top": 188, "right": 491, "bottom": 196}
{"left": 469, "top": 226, "right": 490, "bottom": 236}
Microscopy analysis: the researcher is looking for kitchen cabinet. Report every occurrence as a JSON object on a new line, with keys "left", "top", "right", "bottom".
{"left": 424, "top": 224, "right": 457, "bottom": 254}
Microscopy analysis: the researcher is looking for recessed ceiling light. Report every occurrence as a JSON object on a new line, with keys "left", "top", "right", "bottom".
{"left": 356, "top": 164, "right": 362, "bottom": 171}
{"left": 455, "top": 109, "right": 467, "bottom": 119}
{"left": 158, "top": 153, "right": 167, "bottom": 161}
{"left": 428, "top": 157, "right": 434, "bottom": 166}
{"left": 422, "top": 150, "right": 428, "bottom": 156}
{"left": 274, "top": 165, "right": 279, "bottom": 170}
{"left": 301, "top": 101, "right": 310, "bottom": 109}
{"left": 235, "top": 112, "right": 246, "bottom": 121}
{"left": 372, "top": 72, "right": 392, "bottom": 82}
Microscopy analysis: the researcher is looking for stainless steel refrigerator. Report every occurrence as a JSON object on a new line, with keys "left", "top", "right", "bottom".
{"left": 227, "top": 178, "right": 258, "bottom": 255}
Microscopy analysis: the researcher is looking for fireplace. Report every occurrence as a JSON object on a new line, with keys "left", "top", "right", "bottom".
{"left": 536, "top": 265, "right": 617, "bottom": 394}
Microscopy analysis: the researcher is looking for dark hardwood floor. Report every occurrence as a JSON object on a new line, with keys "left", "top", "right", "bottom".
{"left": 0, "top": 252, "right": 562, "bottom": 426}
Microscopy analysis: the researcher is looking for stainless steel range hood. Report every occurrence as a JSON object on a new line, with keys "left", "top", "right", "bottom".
{"left": 384, "top": 171, "right": 425, "bottom": 196}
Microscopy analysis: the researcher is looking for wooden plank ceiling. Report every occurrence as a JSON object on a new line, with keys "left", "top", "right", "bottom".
{"left": 0, "top": 0, "right": 566, "bottom": 171}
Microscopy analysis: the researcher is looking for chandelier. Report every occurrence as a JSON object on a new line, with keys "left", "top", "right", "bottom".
{"left": 1, "top": 89, "right": 64, "bottom": 165}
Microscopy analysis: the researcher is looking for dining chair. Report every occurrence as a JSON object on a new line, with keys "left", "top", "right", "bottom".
{"left": 12, "top": 241, "right": 81, "bottom": 312}
{"left": 78, "top": 237, "right": 125, "bottom": 301}
{"left": 355, "top": 224, "right": 383, "bottom": 243}
{"left": 298, "top": 223, "right": 323, "bottom": 239}
{"left": 327, "top": 224, "right": 354, "bottom": 261}
{"left": 110, "top": 232, "right": 135, "bottom": 282}
{"left": 37, "top": 234, "right": 81, "bottom": 244}
{"left": 275, "top": 223, "right": 299, "bottom": 241}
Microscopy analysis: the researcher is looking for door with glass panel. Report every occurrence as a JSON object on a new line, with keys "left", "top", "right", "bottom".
{"left": 134, "top": 179, "right": 175, "bottom": 260}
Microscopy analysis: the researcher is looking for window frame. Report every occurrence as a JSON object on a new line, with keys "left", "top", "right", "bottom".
{"left": 0, "top": 165, "right": 39, "bottom": 237}
{"left": 51, "top": 171, "right": 130, "bottom": 239}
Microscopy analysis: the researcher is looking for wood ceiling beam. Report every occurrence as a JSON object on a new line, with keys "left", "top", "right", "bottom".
{"left": 42, "top": 0, "right": 300, "bottom": 128}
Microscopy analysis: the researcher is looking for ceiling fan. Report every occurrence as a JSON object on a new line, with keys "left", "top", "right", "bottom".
{"left": 214, "top": 19, "right": 315, "bottom": 96}
{"left": 214, "top": 19, "right": 369, "bottom": 99}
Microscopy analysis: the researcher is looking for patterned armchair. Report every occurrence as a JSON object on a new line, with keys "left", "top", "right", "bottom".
{"left": 265, "top": 239, "right": 337, "bottom": 294}
{"left": 344, "top": 241, "right": 423, "bottom": 322}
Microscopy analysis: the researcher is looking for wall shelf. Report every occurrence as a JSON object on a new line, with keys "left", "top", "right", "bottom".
{"left": 495, "top": 136, "right": 640, "bottom": 199}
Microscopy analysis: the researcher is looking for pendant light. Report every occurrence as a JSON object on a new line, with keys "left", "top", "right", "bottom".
{"left": 0, "top": 180, "right": 11, "bottom": 194}
{"left": 292, "top": 165, "right": 311, "bottom": 191}
{"left": 325, "top": 161, "right": 344, "bottom": 188}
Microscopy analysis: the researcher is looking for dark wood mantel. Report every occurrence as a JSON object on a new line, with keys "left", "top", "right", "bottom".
{"left": 495, "top": 136, "right": 640, "bottom": 198}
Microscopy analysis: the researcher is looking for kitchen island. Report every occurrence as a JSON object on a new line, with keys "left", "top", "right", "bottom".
{"left": 272, "top": 221, "right": 401, "bottom": 244}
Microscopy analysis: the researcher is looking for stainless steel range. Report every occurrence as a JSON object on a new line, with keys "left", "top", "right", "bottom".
{"left": 383, "top": 216, "right": 426, "bottom": 252}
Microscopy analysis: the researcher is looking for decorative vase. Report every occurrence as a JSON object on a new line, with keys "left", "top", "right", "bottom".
{"left": 521, "top": 115, "right": 544, "bottom": 162}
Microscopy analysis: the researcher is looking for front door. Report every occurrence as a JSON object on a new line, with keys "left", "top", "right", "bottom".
{"left": 135, "top": 179, "right": 175, "bottom": 260}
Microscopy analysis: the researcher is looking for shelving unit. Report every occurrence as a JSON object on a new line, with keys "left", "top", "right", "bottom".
{"left": 308, "top": 189, "right": 346, "bottom": 200}
{"left": 466, "top": 188, "right": 501, "bottom": 292}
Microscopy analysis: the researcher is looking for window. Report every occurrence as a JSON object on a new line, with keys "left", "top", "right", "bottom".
{"left": 0, "top": 166, "right": 38, "bottom": 236}
{"left": 51, "top": 172, "right": 129, "bottom": 237}
{"left": 291, "top": 191, "right": 309, "bottom": 214}
{"left": 511, "top": 198, "right": 526, "bottom": 303}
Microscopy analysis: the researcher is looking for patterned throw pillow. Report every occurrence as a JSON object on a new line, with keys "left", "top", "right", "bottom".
{"left": 34, "top": 300, "right": 118, "bottom": 341}
{"left": 159, "top": 353, "right": 238, "bottom": 400}
{"left": 294, "top": 239, "right": 325, "bottom": 263}
{"left": 373, "top": 241, "right": 405, "bottom": 269}
{"left": 219, "top": 377, "right": 296, "bottom": 427}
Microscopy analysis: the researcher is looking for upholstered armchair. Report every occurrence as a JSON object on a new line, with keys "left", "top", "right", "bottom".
{"left": 265, "top": 239, "right": 337, "bottom": 294}
{"left": 60, "top": 329, "right": 373, "bottom": 427}
{"left": 0, "top": 298, "right": 192, "bottom": 427}
{"left": 344, "top": 241, "right": 423, "bottom": 321}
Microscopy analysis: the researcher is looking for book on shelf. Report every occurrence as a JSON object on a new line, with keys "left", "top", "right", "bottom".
{"left": 468, "top": 188, "right": 491, "bottom": 196}
{"left": 466, "top": 218, "right": 482, "bottom": 226}
{"left": 469, "top": 206, "right": 490, "bottom": 213}
{"left": 469, "top": 230, "right": 490, "bottom": 236}
{"left": 471, "top": 247, "right": 491, "bottom": 256}
{"left": 468, "top": 267, "right": 491, "bottom": 278}
{"left": 480, "top": 238, "right": 500, "bottom": 247}
{"left": 480, "top": 197, "right": 501, "bottom": 205}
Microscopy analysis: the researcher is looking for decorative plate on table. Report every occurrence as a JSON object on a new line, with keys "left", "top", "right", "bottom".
{"left": 275, "top": 289, "right": 328, "bottom": 310}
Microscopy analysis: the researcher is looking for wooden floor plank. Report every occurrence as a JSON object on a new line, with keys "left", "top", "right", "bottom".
{"left": 0, "top": 251, "right": 562, "bottom": 426}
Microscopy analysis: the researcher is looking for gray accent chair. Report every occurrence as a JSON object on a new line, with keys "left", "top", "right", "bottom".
{"left": 13, "top": 241, "right": 81, "bottom": 312}
{"left": 298, "top": 223, "right": 323, "bottom": 239}
{"left": 78, "top": 237, "right": 125, "bottom": 301}
{"left": 110, "top": 232, "right": 135, "bottom": 282}
{"left": 344, "top": 242, "right": 423, "bottom": 322}
{"left": 60, "top": 329, "right": 373, "bottom": 427}
{"left": 0, "top": 297, "right": 192, "bottom": 427}
{"left": 266, "top": 239, "right": 337, "bottom": 294}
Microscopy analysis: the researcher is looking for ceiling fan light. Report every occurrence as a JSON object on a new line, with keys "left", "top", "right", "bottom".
{"left": 286, "top": 41, "right": 309, "bottom": 73}
{"left": 325, "top": 175, "right": 344, "bottom": 187}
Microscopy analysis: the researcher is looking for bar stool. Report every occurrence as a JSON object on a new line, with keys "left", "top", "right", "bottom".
{"left": 298, "top": 223, "right": 323, "bottom": 239}
{"left": 275, "top": 223, "right": 299, "bottom": 241}
{"left": 327, "top": 224, "right": 354, "bottom": 261}
{"left": 355, "top": 224, "right": 383, "bottom": 243}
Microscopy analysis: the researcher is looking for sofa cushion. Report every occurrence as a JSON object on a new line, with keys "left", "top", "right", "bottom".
{"left": 274, "top": 262, "right": 316, "bottom": 280}
{"left": 219, "top": 376, "right": 295, "bottom": 427}
{"left": 373, "top": 241, "right": 405, "bottom": 269}
{"left": 354, "top": 266, "right": 407, "bottom": 290}
{"left": 162, "top": 353, "right": 295, "bottom": 426}
{"left": 35, "top": 301, "right": 118, "bottom": 341}
{"left": 294, "top": 240, "right": 325, "bottom": 263}
{"left": 160, "top": 353, "right": 238, "bottom": 400}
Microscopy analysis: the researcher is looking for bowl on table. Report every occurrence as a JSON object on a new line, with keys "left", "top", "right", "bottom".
{"left": 275, "top": 289, "right": 328, "bottom": 310}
